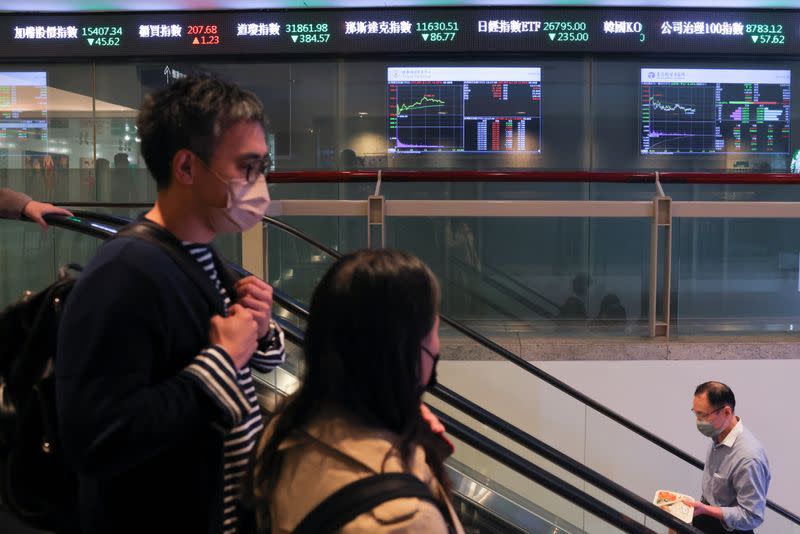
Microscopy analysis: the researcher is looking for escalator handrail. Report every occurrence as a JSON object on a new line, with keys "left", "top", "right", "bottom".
{"left": 267, "top": 215, "right": 548, "bottom": 320}
{"left": 39, "top": 213, "right": 309, "bottom": 327}
{"left": 430, "top": 384, "right": 702, "bottom": 534}
{"left": 260, "top": 315, "right": 667, "bottom": 534}
{"left": 36, "top": 212, "right": 121, "bottom": 239}
{"left": 68, "top": 210, "right": 138, "bottom": 227}
{"left": 451, "top": 254, "right": 562, "bottom": 312}
{"left": 258, "top": 213, "right": 800, "bottom": 527}
{"left": 243, "top": 222, "right": 696, "bottom": 532}
{"left": 260, "top": 283, "right": 700, "bottom": 533}
{"left": 449, "top": 255, "right": 557, "bottom": 319}
{"left": 261, "top": 215, "right": 700, "bottom": 464}
{"left": 263, "top": 215, "right": 342, "bottom": 259}
{"left": 438, "top": 313, "right": 707, "bottom": 466}
{"left": 430, "top": 407, "right": 666, "bottom": 534}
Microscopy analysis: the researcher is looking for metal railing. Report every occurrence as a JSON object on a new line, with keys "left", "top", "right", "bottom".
{"left": 265, "top": 170, "right": 800, "bottom": 184}
{"left": 53, "top": 170, "right": 800, "bottom": 337}
{"left": 255, "top": 171, "right": 800, "bottom": 337}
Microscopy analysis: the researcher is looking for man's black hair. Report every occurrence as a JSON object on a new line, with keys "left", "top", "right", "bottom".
{"left": 137, "top": 73, "right": 264, "bottom": 189}
{"left": 695, "top": 381, "right": 736, "bottom": 412}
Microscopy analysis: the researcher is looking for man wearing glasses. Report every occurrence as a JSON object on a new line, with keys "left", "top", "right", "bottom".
{"left": 56, "top": 75, "right": 283, "bottom": 534}
{"left": 683, "top": 381, "right": 771, "bottom": 534}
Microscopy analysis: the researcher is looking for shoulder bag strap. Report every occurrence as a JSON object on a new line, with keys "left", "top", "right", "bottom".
{"left": 115, "top": 220, "right": 228, "bottom": 314}
{"left": 292, "top": 472, "right": 452, "bottom": 534}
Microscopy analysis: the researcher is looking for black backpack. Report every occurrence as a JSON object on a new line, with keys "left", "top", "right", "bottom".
{"left": 0, "top": 264, "right": 81, "bottom": 530}
{"left": 0, "top": 220, "right": 238, "bottom": 530}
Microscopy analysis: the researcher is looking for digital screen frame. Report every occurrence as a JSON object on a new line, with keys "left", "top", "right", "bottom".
{"left": 387, "top": 66, "right": 542, "bottom": 154}
{"left": 0, "top": 71, "right": 48, "bottom": 144}
{"left": 640, "top": 68, "right": 791, "bottom": 156}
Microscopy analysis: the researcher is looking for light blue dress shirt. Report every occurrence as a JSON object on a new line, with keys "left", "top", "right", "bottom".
{"left": 701, "top": 419, "right": 771, "bottom": 531}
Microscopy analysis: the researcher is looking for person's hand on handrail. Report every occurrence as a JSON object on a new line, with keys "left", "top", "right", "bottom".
{"left": 23, "top": 200, "right": 73, "bottom": 230}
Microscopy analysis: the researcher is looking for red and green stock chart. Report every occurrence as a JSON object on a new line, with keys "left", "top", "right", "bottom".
{"left": 388, "top": 67, "right": 542, "bottom": 154}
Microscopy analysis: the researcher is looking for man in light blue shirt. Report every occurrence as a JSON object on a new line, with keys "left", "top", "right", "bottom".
{"left": 684, "top": 381, "right": 771, "bottom": 534}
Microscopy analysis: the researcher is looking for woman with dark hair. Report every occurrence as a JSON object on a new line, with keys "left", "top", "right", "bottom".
{"left": 247, "top": 249, "right": 463, "bottom": 533}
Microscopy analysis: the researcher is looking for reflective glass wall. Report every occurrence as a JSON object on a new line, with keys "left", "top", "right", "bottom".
{"left": 1, "top": 55, "right": 799, "bottom": 336}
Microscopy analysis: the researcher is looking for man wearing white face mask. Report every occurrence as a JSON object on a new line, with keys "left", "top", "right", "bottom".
{"left": 682, "top": 382, "right": 771, "bottom": 534}
{"left": 56, "top": 74, "right": 285, "bottom": 534}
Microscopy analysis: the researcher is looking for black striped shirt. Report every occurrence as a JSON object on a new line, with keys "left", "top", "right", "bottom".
{"left": 181, "top": 243, "right": 285, "bottom": 534}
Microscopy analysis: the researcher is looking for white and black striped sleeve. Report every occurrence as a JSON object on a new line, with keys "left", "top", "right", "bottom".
{"left": 182, "top": 344, "right": 250, "bottom": 428}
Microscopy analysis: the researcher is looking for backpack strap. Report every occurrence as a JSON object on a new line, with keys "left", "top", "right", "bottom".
{"left": 292, "top": 472, "right": 453, "bottom": 534}
{"left": 115, "top": 220, "right": 235, "bottom": 315}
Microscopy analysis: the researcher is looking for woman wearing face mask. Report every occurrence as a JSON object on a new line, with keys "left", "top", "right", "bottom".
{"left": 246, "top": 249, "right": 463, "bottom": 534}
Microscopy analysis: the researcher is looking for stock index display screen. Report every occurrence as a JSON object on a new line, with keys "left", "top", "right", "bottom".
{"left": 388, "top": 67, "right": 541, "bottom": 154}
{"left": 2, "top": 8, "right": 800, "bottom": 58}
{"left": 641, "top": 69, "right": 791, "bottom": 155}
{"left": 0, "top": 72, "right": 48, "bottom": 143}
